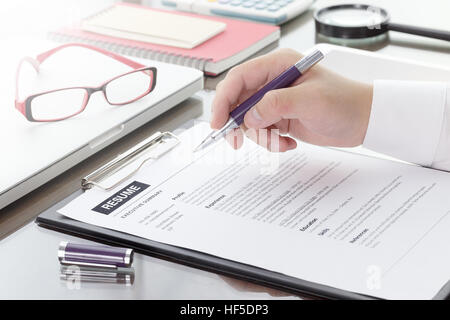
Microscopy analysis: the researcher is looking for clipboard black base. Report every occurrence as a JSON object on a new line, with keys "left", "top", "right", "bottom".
{"left": 36, "top": 190, "right": 449, "bottom": 300}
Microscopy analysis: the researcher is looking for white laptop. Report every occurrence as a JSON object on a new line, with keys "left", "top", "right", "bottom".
{"left": 0, "top": 44, "right": 203, "bottom": 210}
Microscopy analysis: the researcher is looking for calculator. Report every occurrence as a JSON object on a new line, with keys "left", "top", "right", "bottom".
{"left": 162, "top": 0, "right": 313, "bottom": 25}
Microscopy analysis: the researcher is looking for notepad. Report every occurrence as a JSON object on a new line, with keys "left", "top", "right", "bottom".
{"left": 81, "top": 4, "right": 226, "bottom": 49}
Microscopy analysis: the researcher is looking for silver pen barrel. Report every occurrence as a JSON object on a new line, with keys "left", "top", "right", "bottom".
{"left": 295, "top": 50, "right": 324, "bottom": 73}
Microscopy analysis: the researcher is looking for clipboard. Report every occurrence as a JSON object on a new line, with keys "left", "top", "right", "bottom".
{"left": 35, "top": 125, "right": 450, "bottom": 300}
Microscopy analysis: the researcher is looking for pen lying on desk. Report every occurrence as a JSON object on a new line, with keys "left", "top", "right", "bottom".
{"left": 194, "top": 49, "right": 325, "bottom": 152}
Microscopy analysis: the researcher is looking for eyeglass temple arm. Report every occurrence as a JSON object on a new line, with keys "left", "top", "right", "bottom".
{"left": 36, "top": 43, "right": 146, "bottom": 69}
{"left": 15, "top": 57, "right": 40, "bottom": 113}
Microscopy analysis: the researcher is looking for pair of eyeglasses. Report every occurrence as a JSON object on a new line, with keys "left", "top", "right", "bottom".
{"left": 15, "top": 43, "right": 157, "bottom": 122}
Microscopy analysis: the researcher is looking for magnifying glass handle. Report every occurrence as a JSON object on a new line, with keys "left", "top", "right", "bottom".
{"left": 387, "top": 22, "right": 450, "bottom": 41}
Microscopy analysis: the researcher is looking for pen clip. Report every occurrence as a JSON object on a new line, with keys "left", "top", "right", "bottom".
{"left": 82, "top": 131, "right": 180, "bottom": 191}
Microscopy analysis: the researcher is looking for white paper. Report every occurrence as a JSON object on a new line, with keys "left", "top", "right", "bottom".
{"left": 59, "top": 122, "right": 450, "bottom": 299}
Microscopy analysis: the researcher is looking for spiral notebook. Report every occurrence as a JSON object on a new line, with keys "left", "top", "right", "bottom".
{"left": 49, "top": 3, "right": 280, "bottom": 76}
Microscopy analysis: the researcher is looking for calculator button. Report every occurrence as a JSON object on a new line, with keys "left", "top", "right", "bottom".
{"left": 278, "top": 0, "right": 288, "bottom": 6}
{"left": 255, "top": 3, "right": 267, "bottom": 9}
{"left": 242, "top": 1, "right": 256, "bottom": 7}
{"left": 218, "top": 0, "right": 230, "bottom": 3}
{"left": 267, "top": 4, "right": 280, "bottom": 11}
{"left": 263, "top": 0, "right": 274, "bottom": 4}
{"left": 230, "top": 0, "right": 242, "bottom": 5}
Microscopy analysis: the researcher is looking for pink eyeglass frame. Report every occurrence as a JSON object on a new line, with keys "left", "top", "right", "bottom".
{"left": 15, "top": 43, "right": 157, "bottom": 122}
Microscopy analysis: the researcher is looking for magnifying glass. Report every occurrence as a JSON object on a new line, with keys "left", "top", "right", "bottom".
{"left": 314, "top": 4, "right": 450, "bottom": 42}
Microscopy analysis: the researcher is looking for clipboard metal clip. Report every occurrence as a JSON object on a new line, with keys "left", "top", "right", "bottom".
{"left": 82, "top": 131, "right": 180, "bottom": 191}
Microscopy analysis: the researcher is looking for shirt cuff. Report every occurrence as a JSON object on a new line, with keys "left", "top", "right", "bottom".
{"left": 431, "top": 83, "right": 450, "bottom": 171}
{"left": 363, "top": 80, "right": 448, "bottom": 167}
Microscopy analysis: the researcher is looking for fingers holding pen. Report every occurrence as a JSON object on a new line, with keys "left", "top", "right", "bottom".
{"left": 225, "top": 128, "right": 244, "bottom": 150}
{"left": 225, "top": 125, "right": 297, "bottom": 152}
{"left": 244, "top": 125, "right": 297, "bottom": 152}
{"left": 211, "top": 49, "right": 303, "bottom": 130}
{"left": 243, "top": 86, "right": 304, "bottom": 129}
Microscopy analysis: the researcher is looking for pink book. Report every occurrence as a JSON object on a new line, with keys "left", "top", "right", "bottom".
{"left": 49, "top": 2, "right": 280, "bottom": 76}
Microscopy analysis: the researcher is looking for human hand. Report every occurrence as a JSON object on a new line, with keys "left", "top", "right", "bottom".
{"left": 211, "top": 48, "right": 373, "bottom": 152}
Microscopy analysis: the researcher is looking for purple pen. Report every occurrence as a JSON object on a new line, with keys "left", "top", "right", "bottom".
{"left": 58, "top": 241, "right": 133, "bottom": 269}
{"left": 194, "top": 49, "right": 324, "bottom": 152}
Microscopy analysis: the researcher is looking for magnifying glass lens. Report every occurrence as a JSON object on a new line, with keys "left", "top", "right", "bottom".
{"left": 314, "top": 4, "right": 390, "bottom": 41}
{"left": 315, "top": 4, "right": 450, "bottom": 43}
{"left": 318, "top": 7, "right": 385, "bottom": 28}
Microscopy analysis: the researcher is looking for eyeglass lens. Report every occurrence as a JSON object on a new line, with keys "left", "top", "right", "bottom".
{"left": 105, "top": 69, "right": 153, "bottom": 105}
{"left": 29, "top": 69, "right": 153, "bottom": 121}
{"left": 30, "top": 88, "right": 87, "bottom": 121}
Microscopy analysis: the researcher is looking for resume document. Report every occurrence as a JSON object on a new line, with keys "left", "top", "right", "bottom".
{"left": 59, "top": 123, "right": 450, "bottom": 299}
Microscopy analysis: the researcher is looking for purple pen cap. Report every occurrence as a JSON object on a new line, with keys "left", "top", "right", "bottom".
{"left": 58, "top": 241, "right": 134, "bottom": 269}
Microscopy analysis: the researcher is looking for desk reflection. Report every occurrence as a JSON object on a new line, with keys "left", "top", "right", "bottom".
{"left": 60, "top": 265, "right": 135, "bottom": 286}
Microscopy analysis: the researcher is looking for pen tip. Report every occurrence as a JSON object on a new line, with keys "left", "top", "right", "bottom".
{"left": 193, "top": 144, "right": 203, "bottom": 153}
{"left": 194, "top": 131, "right": 216, "bottom": 153}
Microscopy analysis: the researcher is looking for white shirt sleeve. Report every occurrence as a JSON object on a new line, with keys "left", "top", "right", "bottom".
{"left": 363, "top": 80, "right": 450, "bottom": 171}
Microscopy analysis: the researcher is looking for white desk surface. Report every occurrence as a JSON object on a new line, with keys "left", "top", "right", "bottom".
{"left": 0, "top": 0, "right": 449, "bottom": 299}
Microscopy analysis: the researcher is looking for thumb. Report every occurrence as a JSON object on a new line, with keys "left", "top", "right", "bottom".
{"left": 244, "top": 86, "right": 303, "bottom": 129}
